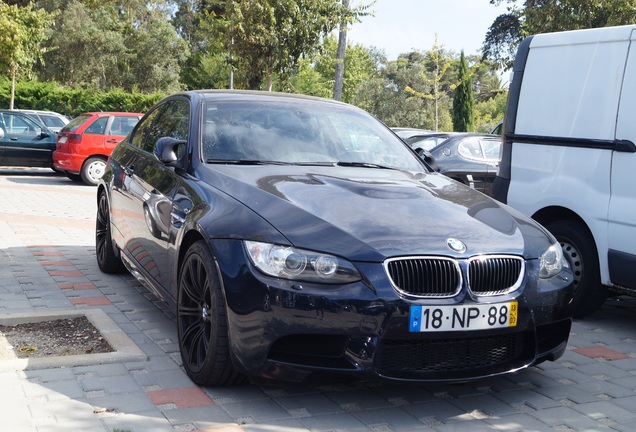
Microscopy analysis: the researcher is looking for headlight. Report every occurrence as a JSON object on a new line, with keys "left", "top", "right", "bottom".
{"left": 244, "top": 241, "right": 361, "bottom": 284}
{"left": 539, "top": 242, "right": 567, "bottom": 279}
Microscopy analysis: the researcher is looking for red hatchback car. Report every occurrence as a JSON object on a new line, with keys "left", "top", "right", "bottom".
{"left": 53, "top": 112, "right": 142, "bottom": 185}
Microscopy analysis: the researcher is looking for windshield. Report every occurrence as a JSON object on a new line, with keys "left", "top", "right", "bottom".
{"left": 201, "top": 101, "right": 427, "bottom": 173}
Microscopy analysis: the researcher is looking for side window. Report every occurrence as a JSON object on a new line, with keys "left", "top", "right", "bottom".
{"left": 41, "top": 115, "right": 65, "bottom": 128}
{"left": 85, "top": 117, "right": 108, "bottom": 134}
{"left": 153, "top": 100, "right": 190, "bottom": 142}
{"left": 458, "top": 138, "right": 484, "bottom": 160}
{"left": 130, "top": 107, "right": 163, "bottom": 153}
{"left": 2, "top": 113, "right": 41, "bottom": 136}
{"left": 110, "top": 116, "right": 139, "bottom": 136}
{"left": 130, "top": 99, "right": 189, "bottom": 154}
{"left": 481, "top": 139, "right": 502, "bottom": 162}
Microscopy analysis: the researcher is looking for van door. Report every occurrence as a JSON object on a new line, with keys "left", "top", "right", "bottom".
{"left": 609, "top": 31, "right": 636, "bottom": 289}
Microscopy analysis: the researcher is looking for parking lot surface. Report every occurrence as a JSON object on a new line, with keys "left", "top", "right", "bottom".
{"left": 1, "top": 167, "right": 636, "bottom": 432}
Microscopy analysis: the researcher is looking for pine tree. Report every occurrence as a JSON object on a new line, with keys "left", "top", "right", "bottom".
{"left": 452, "top": 50, "right": 474, "bottom": 132}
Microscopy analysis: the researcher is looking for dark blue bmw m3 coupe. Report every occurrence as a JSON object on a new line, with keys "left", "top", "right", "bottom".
{"left": 96, "top": 90, "right": 574, "bottom": 386}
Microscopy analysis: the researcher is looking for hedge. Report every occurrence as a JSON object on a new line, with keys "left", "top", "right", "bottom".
{"left": 0, "top": 79, "right": 165, "bottom": 118}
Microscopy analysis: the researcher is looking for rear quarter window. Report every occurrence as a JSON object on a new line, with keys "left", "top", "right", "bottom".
{"left": 61, "top": 115, "right": 91, "bottom": 133}
{"left": 84, "top": 117, "right": 108, "bottom": 134}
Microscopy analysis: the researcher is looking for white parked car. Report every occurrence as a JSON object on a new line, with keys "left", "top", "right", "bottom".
{"left": 13, "top": 109, "right": 70, "bottom": 133}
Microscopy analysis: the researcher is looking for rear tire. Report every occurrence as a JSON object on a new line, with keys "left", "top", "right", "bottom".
{"left": 81, "top": 157, "right": 107, "bottom": 186}
{"left": 96, "top": 191, "right": 125, "bottom": 274}
{"left": 177, "top": 240, "right": 243, "bottom": 386}
{"left": 544, "top": 219, "right": 606, "bottom": 317}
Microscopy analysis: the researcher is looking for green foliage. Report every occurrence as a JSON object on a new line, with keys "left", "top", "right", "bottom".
{"left": 0, "top": 3, "right": 56, "bottom": 78}
{"left": 484, "top": 0, "right": 636, "bottom": 70}
{"left": 474, "top": 90, "right": 508, "bottom": 133}
{"left": 400, "top": 37, "right": 455, "bottom": 131}
{"left": 289, "top": 35, "right": 377, "bottom": 103}
{"left": 36, "top": 0, "right": 186, "bottom": 93}
{"left": 0, "top": 78, "right": 163, "bottom": 117}
{"left": 452, "top": 51, "right": 474, "bottom": 132}
{"left": 207, "top": 0, "right": 359, "bottom": 90}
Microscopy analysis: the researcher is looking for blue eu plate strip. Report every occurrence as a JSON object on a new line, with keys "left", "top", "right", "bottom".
{"left": 410, "top": 305, "right": 422, "bottom": 332}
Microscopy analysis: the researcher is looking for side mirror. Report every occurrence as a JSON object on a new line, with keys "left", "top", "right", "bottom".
{"left": 417, "top": 148, "right": 440, "bottom": 172}
{"left": 154, "top": 137, "right": 187, "bottom": 166}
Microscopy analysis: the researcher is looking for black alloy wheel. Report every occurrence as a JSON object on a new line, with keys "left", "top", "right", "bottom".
{"left": 177, "top": 240, "right": 243, "bottom": 386}
{"left": 95, "top": 191, "right": 125, "bottom": 274}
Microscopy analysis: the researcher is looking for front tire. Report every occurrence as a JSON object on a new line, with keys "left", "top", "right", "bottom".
{"left": 544, "top": 219, "right": 606, "bottom": 317}
{"left": 177, "top": 240, "right": 243, "bottom": 386}
{"left": 96, "top": 191, "right": 125, "bottom": 274}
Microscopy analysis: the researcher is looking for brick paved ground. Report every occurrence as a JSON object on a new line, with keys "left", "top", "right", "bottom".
{"left": 1, "top": 167, "right": 636, "bottom": 431}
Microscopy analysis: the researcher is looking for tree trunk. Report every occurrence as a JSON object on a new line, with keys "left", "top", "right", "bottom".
{"left": 266, "top": 74, "right": 273, "bottom": 92}
{"left": 10, "top": 63, "right": 16, "bottom": 110}
{"left": 333, "top": 0, "right": 350, "bottom": 101}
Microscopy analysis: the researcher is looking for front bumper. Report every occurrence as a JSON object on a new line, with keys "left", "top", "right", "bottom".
{"left": 213, "top": 240, "right": 574, "bottom": 383}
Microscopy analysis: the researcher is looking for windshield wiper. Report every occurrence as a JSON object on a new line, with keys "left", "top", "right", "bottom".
{"left": 336, "top": 161, "right": 398, "bottom": 170}
{"left": 206, "top": 159, "right": 288, "bottom": 165}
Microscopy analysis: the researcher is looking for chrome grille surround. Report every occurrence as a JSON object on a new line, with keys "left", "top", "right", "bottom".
{"left": 385, "top": 257, "right": 462, "bottom": 298}
{"left": 385, "top": 255, "right": 525, "bottom": 298}
{"left": 468, "top": 255, "right": 525, "bottom": 296}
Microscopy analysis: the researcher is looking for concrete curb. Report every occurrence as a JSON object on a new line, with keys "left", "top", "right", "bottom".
{"left": 0, "top": 309, "right": 147, "bottom": 371}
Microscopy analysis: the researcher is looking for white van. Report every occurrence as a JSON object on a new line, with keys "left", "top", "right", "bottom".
{"left": 493, "top": 24, "right": 636, "bottom": 317}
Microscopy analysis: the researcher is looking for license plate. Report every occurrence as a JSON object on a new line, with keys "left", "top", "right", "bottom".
{"left": 409, "top": 302, "right": 518, "bottom": 332}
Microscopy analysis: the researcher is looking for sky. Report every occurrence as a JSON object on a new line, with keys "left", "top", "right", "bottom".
{"left": 346, "top": 0, "right": 510, "bottom": 60}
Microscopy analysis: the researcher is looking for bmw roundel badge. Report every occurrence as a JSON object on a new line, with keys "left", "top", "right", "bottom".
{"left": 447, "top": 238, "right": 467, "bottom": 253}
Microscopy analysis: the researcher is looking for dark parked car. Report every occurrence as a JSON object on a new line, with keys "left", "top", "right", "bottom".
{"left": 391, "top": 127, "right": 433, "bottom": 140}
{"left": 408, "top": 133, "right": 503, "bottom": 196}
{"left": 97, "top": 90, "right": 573, "bottom": 386}
{"left": 0, "top": 109, "right": 58, "bottom": 169}
{"left": 405, "top": 132, "right": 461, "bottom": 152}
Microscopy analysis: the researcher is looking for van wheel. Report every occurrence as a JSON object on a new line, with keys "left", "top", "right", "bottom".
{"left": 81, "top": 157, "right": 107, "bottom": 186}
{"left": 544, "top": 220, "right": 606, "bottom": 317}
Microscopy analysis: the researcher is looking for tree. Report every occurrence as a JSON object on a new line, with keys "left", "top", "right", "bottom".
{"left": 126, "top": 8, "right": 189, "bottom": 93}
{"left": 452, "top": 50, "right": 473, "bottom": 132}
{"left": 333, "top": 0, "right": 350, "bottom": 101}
{"left": 216, "top": 0, "right": 342, "bottom": 90}
{"left": 204, "top": 0, "right": 371, "bottom": 91}
{"left": 288, "top": 35, "right": 377, "bottom": 105}
{"left": 483, "top": 0, "right": 636, "bottom": 70}
{"left": 38, "top": 0, "right": 186, "bottom": 93}
{"left": 404, "top": 36, "right": 454, "bottom": 131}
{"left": 0, "top": 2, "right": 55, "bottom": 108}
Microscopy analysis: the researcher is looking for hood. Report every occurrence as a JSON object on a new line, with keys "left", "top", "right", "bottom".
{"left": 201, "top": 165, "right": 552, "bottom": 262}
